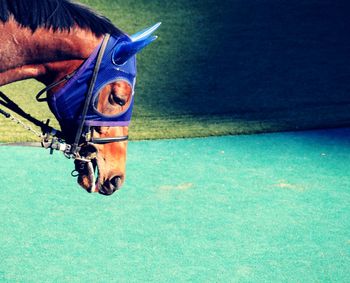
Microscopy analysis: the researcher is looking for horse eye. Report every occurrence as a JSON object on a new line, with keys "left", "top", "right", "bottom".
{"left": 109, "top": 93, "right": 126, "bottom": 106}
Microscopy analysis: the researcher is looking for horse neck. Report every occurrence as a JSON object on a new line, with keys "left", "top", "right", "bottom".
{"left": 0, "top": 19, "right": 102, "bottom": 87}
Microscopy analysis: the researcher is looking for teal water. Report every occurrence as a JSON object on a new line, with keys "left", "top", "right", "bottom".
{"left": 0, "top": 129, "right": 349, "bottom": 282}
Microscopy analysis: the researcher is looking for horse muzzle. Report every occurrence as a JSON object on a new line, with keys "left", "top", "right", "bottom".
{"left": 73, "top": 158, "right": 124, "bottom": 195}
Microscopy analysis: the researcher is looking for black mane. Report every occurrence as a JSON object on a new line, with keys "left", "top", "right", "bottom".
{"left": 0, "top": 0, "right": 122, "bottom": 36}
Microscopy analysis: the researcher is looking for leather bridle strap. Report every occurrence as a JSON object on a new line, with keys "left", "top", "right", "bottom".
{"left": 36, "top": 71, "right": 76, "bottom": 102}
{"left": 90, "top": 136, "right": 129, "bottom": 144}
{"left": 71, "top": 34, "right": 111, "bottom": 156}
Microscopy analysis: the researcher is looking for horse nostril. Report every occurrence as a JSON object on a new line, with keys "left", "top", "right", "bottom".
{"left": 110, "top": 176, "right": 122, "bottom": 189}
{"left": 99, "top": 187, "right": 113, "bottom": 195}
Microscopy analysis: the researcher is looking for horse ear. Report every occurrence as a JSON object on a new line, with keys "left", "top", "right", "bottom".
{"left": 130, "top": 22, "right": 161, "bottom": 42}
{"left": 113, "top": 22, "right": 161, "bottom": 65}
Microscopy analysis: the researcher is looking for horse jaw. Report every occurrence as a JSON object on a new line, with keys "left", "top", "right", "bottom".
{"left": 93, "top": 127, "right": 129, "bottom": 195}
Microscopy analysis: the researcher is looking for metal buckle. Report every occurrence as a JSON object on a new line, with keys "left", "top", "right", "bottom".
{"left": 41, "top": 133, "right": 73, "bottom": 158}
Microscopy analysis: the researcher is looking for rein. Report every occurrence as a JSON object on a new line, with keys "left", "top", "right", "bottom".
{"left": 0, "top": 91, "right": 62, "bottom": 138}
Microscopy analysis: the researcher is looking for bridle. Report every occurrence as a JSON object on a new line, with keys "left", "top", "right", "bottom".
{"left": 0, "top": 22, "right": 160, "bottom": 193}
{"left": 1, "top": 23, "right": 160, "bottom": 192}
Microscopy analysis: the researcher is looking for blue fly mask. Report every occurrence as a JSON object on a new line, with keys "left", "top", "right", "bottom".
{"left": 48, "top": 23, "right": 161, "bottom": 131}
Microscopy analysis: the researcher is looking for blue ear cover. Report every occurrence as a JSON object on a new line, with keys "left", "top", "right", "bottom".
{"left": 112, "top": 22, "right": 161, "bottom": 65}
{"left": 112, "top": 36, "right": 158, "bottom": 65}
{"left": 130, "top": 22, "right": 161, "bottom": 42}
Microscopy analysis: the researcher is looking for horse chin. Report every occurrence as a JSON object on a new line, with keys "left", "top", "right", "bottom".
{"left": 75, "top": 158, "right": 100, "bottom": 194}
{"left": 77, "top": 176, "right": 99, "bottom": 193}
{"left": 75, "top": 160, "right": 122, "bottom": 195}
{"left": 74, "top": 142, "right": 100, "bottom": 194}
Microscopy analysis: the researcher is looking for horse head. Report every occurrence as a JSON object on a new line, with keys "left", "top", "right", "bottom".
{"left": 0, "top": 0, "right": 160, "bottom": 196}
{"left": 51, "top": 24, "right": 160, "bottom": 195}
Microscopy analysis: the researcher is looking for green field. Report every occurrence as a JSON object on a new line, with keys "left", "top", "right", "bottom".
{"left": 1, "top": 129, "right": 350, "bottom": 282}
{"left": 1, "top": 0, "right": 350, "bottom": 142}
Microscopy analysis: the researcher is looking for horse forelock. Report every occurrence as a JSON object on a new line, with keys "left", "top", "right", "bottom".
{"left": 0, "top": 0, "right": 123, "bottom": 37}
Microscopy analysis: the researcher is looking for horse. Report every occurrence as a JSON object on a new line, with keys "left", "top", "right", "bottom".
{"left": 0, "top": 0, "right": 160, "bottom": 195}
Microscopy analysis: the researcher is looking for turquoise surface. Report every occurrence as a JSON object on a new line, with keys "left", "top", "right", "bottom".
{"left": 0, "top": 129, "right": 349, "bottom": 282}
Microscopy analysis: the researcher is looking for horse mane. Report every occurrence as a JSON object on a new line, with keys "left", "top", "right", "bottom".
{"left": 0, "top": 0, "right": 123, "bottom": 36}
